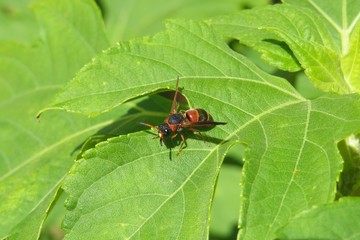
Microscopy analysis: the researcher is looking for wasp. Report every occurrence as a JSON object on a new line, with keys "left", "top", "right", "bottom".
{"left": 140, "top": 77, "right": 227, "bottom": 155}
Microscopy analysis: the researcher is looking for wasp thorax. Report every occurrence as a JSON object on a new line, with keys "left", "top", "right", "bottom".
{"left": 168, "top": 113, "right": 185, "bottom": 124}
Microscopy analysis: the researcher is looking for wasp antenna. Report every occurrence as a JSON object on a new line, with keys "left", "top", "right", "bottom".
{"left": 140, "top": 122, "right": 159, "bottom": 131}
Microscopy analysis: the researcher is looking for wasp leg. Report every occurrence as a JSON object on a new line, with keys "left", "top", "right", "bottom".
{"left": 171, "top": 132, "right": 178, "bottom": 139}
{"left": 177, "top": 133, "right": 186, "bottom": 155}
{"left": 170, "top": 76, "right": 180, "bottom": 114}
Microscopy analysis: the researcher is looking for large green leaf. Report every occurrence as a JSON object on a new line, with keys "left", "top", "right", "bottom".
{"left": 45, "top": 19, "right": 299, "bottom": 117}
{"left": 277, "top": 197, "right": 360, "bottom": 239}
{"left": 101, "top": 0, "right": 270, "bottom": 43}
{"left": 0, "top": 0, "right": 110, "bottom": 238}
{"left": 3, "top": 0, "right": 359, "bottom": 239}
{"left": 0, "top": 0, "right": 38, "bottom": 43}
{"left": 47, "top": 17, "right": 360, "bottom": 239}
{"left": 210, "top": 2, "right": 360, "bottom": 93}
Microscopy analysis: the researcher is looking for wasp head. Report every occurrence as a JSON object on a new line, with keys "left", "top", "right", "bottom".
{"left": 157, "top": 123, "right": 172, "bottom": 146}
{"left": 140, "top": 122, "right": 172, "bottom": 146}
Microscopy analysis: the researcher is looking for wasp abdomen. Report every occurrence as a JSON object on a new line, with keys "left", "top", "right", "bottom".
{"left": 186, "top": 108, "right": 213, "bottom": 122}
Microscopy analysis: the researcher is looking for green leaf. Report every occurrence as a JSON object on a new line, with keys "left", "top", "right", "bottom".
{"left": 62, "top": 131, "right": 230, "bottom": 239}
{"left": 277, "top": 197, "right": 360, "bottom": 239}
{"left": 0, "top": 0, "right": 38, "bottom": 43}
{"left": 342, "top": 20, "right": 360, "bottom": 93}
{"left": 0, "top": 0, "right": 110, "bottom": 238}
{"left": 239, "top": 93, "right": 360, "bottom": 239}
{"left": 210, "top": 3, "right": 358, "bottom": 93}
{"left": 6, "top": 185, "right": 62, "bottom": 240}
{"left": 284, "top": 0, "right": 360, "bottom": 55}
{"left": 209, "top": 5, "right": 303, "bottom": 72}
{"left": 45, "top": 19, "right": 299, "bottom": 117}
{"left": 50, "top": 19, "right": 360, "bottom": 239}
{"left": 4, "top": 0, "right": 359, "bottom": 239}
{"left": 61, "top": 91, "right": 360, "bottom": 239}
{"left": 101, "top": 0, "right": 270, "bottom": 43}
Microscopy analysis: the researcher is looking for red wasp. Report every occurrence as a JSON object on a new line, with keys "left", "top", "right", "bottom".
{"left": 140, "top": 77, "right": 227, "bottom": 155}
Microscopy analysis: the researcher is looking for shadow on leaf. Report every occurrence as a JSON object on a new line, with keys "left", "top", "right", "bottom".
{"left": 73, "top": 94, "right": 170, "bottom": 159}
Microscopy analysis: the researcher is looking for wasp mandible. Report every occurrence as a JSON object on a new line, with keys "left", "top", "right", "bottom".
{"left": 140, "top": 77, "right": 227, "bottom": 155}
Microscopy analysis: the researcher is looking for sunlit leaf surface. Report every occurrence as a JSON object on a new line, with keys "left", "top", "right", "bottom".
{"left": 51, "top": 19, "right": 360, "bottom": 239}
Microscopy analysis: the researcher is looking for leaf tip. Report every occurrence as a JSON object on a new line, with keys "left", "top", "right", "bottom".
{"left": 36, "top": 106, "right": 65, "bottom": 119}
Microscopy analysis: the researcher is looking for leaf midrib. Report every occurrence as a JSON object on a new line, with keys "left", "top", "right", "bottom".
{"left": 264, "top": 101, "right": 311, "bottom": 239}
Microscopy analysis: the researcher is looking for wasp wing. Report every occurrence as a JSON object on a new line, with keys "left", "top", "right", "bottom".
{"left": 180, "top": 121, "right": 227, "bottom": 127}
